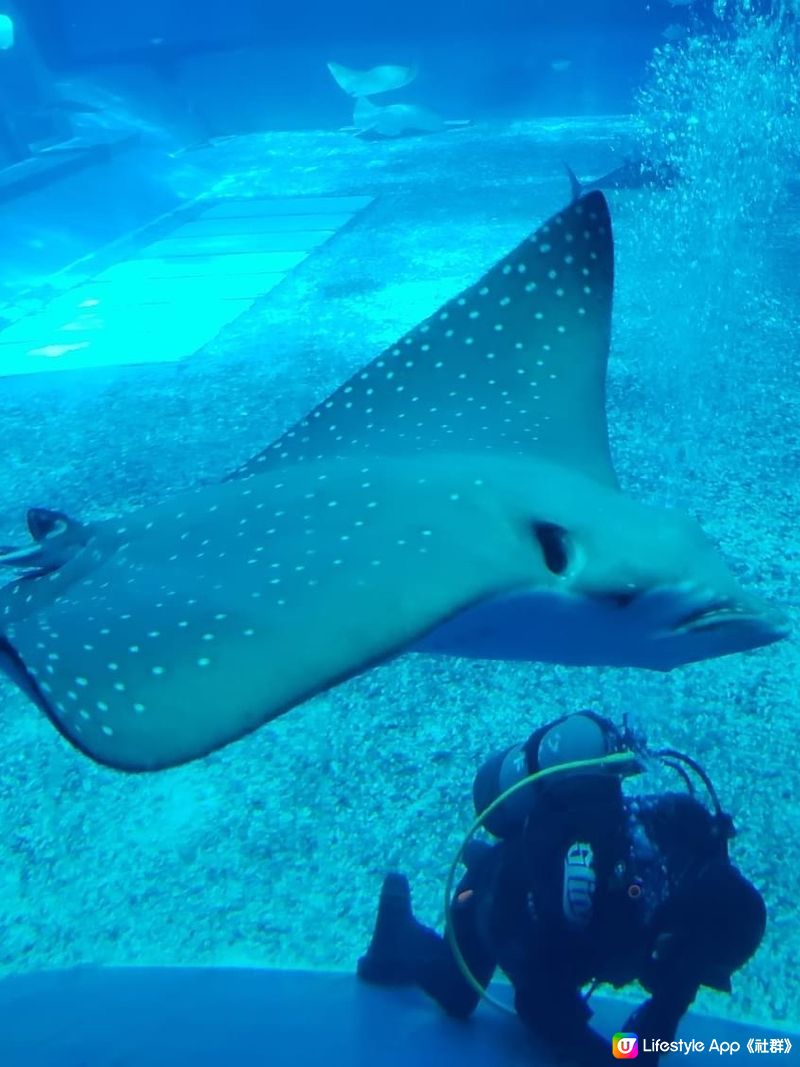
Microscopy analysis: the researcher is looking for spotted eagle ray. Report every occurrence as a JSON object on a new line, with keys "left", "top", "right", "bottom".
{"left": 327, "top": 62, "right": 417, "bottom": 98}
{"left": 353, "top": 97, "right": 445, "bottom": 138}
{"left": 0, "top": 193, "right": 786, "bottom": 771}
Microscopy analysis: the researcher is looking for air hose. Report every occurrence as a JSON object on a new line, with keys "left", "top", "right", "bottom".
{"left": 443, "top": 750, "right": 641, "bottom": 1015}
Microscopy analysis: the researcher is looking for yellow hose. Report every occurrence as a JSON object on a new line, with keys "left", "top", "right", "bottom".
{"left": 443, "top": 750, "right": 639, "bottom": 1014}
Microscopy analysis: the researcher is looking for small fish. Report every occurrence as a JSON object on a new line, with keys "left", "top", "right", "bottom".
{"left": 352, "top": 97, "right": 445, "bottom": 138}
{"left": 551, "top": 59, "right": 572, "bottom": 73}
{"left": 327, "top": 62, "right": 417, "bottom": 98}
{"left": 564, "top": 158, "right": 680, "bottom": 200}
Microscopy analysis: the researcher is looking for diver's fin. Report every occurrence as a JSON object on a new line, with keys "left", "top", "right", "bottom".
{"left": 357, "top": 873, "right": 419, "bottom": 985}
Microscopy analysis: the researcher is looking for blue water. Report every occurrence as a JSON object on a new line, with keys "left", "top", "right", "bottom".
{"left": 10, "top": 0, "right": 720, "bottom": 129}
{"left": 0, "top": 0, "right": 798, "bottom": 1061}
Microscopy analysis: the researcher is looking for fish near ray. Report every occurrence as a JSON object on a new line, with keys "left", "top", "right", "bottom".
{"left": 0, "top": 193, "right": 787, "bottom": 771}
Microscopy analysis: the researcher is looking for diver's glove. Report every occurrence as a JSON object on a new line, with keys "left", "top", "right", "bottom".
{"left": 357, "top": 872, "right": 420, "bottom": 985}
{"left": 622, "top": 994, "right": 691, "bottom": 1064}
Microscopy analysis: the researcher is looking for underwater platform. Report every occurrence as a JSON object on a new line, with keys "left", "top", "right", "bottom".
{"left": 0, "top": 192, "right": 373, "bottom": 376}
{"left": 0, "top": 966, "right": 795, "bottom": 1065}
{"left": 0, "top": 115, "right": 634, "bottom": 379}
{"left": 0, "top": 129, "right": 139, "bottom": 206}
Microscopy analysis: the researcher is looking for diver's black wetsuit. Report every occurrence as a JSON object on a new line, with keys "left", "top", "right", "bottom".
{"left": 358, "top": 718, "right": 766, "bottom": 1066}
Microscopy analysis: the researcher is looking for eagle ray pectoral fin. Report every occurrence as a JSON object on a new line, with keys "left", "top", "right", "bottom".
{"left": 0, "top": 459, "right": 537, "bottom": 770}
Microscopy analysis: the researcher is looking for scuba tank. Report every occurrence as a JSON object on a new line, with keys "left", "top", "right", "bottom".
{"left": 472, "top": 710, "right": 644, "bottom": 838}
{"left": 471, "top": 709, "right": 734, "bottom": 845}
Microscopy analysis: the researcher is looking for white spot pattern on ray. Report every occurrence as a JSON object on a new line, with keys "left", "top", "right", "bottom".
{"left": 230, "top": 195, "right": 613, "bottom": 483}
{"left": 0, "top": 194, "right": 620, "bottom": 767}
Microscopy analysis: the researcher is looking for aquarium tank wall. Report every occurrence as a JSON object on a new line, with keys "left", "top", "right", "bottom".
{"left": 0, "top": 0, "right": 796, "bottom": 1063}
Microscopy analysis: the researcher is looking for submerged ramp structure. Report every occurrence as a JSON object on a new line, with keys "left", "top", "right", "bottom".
{"left": 0, "top": 194, "right": 372, "bottom": 376}
{"left": 0, "top": 966, "right": 795, "bottom": 1066}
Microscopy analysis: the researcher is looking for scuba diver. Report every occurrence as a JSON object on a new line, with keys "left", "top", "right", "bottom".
{"left": 357, "top": 711, "right": 766, "bottom": 1065}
